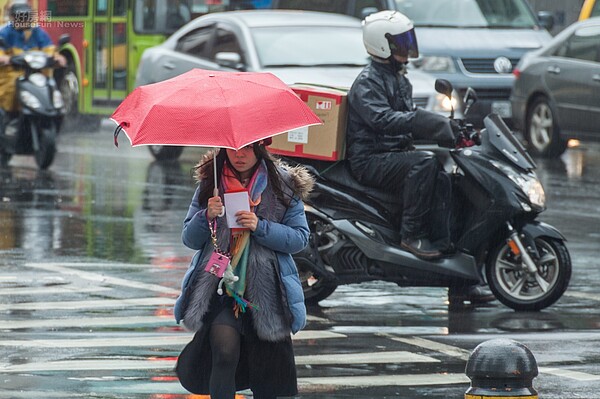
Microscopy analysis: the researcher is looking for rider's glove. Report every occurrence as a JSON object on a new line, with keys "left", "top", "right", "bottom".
{"left": 398, "top": 134, "right": 414, "bottom": 151}
{"left": 449, "top": 119, "right": 461, "bottom": 137}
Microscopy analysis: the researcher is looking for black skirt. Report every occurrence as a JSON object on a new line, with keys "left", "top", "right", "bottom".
{"left": 176, "top": 295, "right": 298, "bottom": 397}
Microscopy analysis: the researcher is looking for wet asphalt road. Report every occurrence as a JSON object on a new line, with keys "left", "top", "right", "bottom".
{"left": 1, "top": 122, "right": 600, "bottom": 398}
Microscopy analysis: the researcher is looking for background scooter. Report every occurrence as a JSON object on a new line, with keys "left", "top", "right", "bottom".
{"left": 0, "top": 35, "right": 69, "bottom": 169}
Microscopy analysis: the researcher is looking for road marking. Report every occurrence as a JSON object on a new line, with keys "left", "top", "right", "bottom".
{"left": 298, "top": 373, "right": 469, "bottom": 388}
{"left": 564, "top": 291, "right": 600, "bottom": 302}
{"left": 0, "top": 314, "right": 327, "bottom": 330}
{"left": 0, "top": 316, "right": 174, "bottom": 329}
{"left": 0, "top": 330, "right": 344, "bottom": 348}
{"left": 24, "top": 262, "right": 180, "bottom": 295}
{"left": 296, "top": 351, "right": 438, "bottom": 365}
{"left": 382, "top": 334, "right": 471, "bottom": 360}
{"left": 0, "top": 297, "right": 174, "bottom": 311}
{"left": 0, "top": 285, "right": 109, "bottom": 296}
{"left": 540, "top": 367, "right": 600, "bottom": 381}
{"left": 0, "top": 350, "right": 436, "bottom": 372}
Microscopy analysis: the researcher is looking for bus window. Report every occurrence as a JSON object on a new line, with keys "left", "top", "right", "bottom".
{"left": 114, "top": 0, "right": 127, "bottom": 16}
{"left": 94, "top": 23, "right": 108, "bottom": 89}
{"left": 134, "top": 0, "right": 157, "bottom": 32}
{"left": 167, "top": 0, "right": 192, "bottom": 32}
{"left": 113, "top": 22, "right": 127, "bottom": 90}
{"left": 97, "top": 0, "right": 107, "bottom": 16}
{"left": 47, "top": 0, "right": 88, "bottom": 16}
{"left": 134, "top": 0, "right": 192, "bottom": 34}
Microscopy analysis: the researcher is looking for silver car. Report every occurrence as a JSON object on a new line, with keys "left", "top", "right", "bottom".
{"left": 135, "top": 10, "right": 458, "bottom": 160}
{"left": 511, "top": 17, "right": 600, "bottom": 157}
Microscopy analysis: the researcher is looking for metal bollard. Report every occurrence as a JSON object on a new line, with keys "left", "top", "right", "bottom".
{"left": 465, "top": 338, "right": 538, "bottom": 399}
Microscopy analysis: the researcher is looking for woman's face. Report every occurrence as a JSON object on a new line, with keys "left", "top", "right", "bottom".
{"left": 226, "top": 145, "right": 259, "bottom": 178}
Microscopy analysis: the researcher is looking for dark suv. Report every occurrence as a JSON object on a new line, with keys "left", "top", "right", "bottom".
{"left": 394, "top": 0, "right": 554, "bottom": 128}
{"left": 269, "top": 0, "right": 396, "bottom": 19}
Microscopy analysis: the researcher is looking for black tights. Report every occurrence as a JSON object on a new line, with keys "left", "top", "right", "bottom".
{"left": 209, "top": 323, "right": 240, "bottom": 399}
{"left": 209, "top": 323, "right": 278, "bottom": 399}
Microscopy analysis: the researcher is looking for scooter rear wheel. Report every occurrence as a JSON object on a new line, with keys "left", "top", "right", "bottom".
{"left": 486, "top": 237, "right": 571, "bottom": 311}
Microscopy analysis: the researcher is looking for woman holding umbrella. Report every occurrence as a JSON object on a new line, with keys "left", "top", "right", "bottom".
{"left": 174, "top": 139, "right": 314, "bottom": 399}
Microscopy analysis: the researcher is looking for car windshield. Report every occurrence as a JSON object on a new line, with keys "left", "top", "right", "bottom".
{"left": 252, "top": 26, "right": 369, "bottom": 68}
{"left": 395, "top": 0, "right": 538, "bottom": 28}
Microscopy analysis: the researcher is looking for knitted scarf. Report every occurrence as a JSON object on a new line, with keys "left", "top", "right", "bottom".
{"left": 221, "top": 160, "right": 268, "bottom": 316}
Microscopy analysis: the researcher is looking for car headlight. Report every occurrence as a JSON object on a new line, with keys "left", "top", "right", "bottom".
{"left": 431, "top": 92, "right": 459, "bottom": 113}
{"left": 19, "top": 91, "right": 42, "bottom": 109}
{"left": 413, "top": 55, "right": 456, "bottom": 73}
{"left": 491, "top": 160, "right": 546, "bottom": 209}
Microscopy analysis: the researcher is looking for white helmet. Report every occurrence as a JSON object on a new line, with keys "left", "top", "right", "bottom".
{"left": 362, "top": 10, "right": 419, "bottom": 59}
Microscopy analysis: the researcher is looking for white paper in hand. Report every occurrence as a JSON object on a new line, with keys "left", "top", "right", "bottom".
{"left": 224, "top": 191, "right": 250, "bottom": 229}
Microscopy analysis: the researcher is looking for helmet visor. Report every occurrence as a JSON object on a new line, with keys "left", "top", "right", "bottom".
{"left": 387, "top": 28, "right": 419, "bottom": 58}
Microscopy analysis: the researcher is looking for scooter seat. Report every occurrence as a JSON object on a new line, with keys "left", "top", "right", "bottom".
{"left": 318, "top": 161, "right": 399, "bottom": 207}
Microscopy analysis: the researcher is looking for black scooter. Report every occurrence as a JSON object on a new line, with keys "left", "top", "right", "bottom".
{"left": 0, "top": 35, "right": 69, "bottom": 169}
{"left": 287, "top": 79, "right": 571, "bottom": 311}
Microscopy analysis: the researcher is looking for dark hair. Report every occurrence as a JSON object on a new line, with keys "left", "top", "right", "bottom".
{"left": 195, "top": 145, "right": 294, "bottom": 207}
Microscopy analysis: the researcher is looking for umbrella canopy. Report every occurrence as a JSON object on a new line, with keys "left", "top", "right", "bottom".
{"left": 111, "top": 69, "right": 322, "bottom": 150}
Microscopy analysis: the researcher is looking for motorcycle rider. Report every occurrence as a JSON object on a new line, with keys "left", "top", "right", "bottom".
{"left": 0, "top": 2, "right": 65, "bottom": 138}
{"left": 346, "top": 11, "right": 493, "bottom": 302}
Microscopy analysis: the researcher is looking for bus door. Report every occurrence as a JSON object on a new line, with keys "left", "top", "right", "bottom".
{"left": 91, "top": 0, "right": 127, "bottom": 110}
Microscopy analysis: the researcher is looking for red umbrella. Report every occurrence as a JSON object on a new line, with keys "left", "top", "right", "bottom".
{"left": 111, "top": 68, "right": 321, "bottom": 150}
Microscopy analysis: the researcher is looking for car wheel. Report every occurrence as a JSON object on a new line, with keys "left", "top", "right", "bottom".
{"left": 525, "top": 97, "right": 567, "bottom": 158}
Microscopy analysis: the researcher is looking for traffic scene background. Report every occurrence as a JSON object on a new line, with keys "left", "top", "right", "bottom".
{"left": 2, "top": 1, "right": 600, "bottom": 398}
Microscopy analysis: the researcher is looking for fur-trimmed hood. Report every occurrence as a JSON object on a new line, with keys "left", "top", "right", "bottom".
{"left": 194, "top": 149, "right": 314, "bottom": 201}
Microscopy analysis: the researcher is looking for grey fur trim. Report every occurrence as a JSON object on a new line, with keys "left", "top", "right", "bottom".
{"left": 181, "top": 250, "right": 219, "bottom": 332}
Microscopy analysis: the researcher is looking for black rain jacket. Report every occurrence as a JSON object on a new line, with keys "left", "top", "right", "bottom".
{"left": 346, "top": 59, "right": 456, "bottom": 163}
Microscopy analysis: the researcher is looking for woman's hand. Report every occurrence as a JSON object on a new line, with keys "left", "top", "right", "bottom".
{"left": 236, "top": 211, "right": 258, "bottom": 232}
{"left": 206, "top": 196, "right": 224, "bottom": 220}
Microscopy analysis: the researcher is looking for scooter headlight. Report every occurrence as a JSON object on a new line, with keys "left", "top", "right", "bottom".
{"left": 19, "top": 91, "right": 42, "bottom": 109}
{"left": 28, "top": 73, "right": 47, "bottom": 87}
{"left": 53, "top": 90, "right": 65, "bottom": 109}
{"left": 24, "top": 53, "right": 48, "bottom": 70}
{"left": 490, "top": 160, "right": 546, "bottom": 209}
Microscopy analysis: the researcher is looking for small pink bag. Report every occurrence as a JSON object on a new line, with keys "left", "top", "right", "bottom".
{"left": 205, "top": 216, "right": 230, "bottom": 278}
{"left": 205, "top": 251, "right": 230, "bottom": 278}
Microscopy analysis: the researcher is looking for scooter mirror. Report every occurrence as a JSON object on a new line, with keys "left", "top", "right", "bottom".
{"left": 434, "top": 79, "right": 453, "bottom": 99}
{"left": 58, "top": 34, "right": 71, "bottom": 47}
{"left": 462, "top": 87, "right": 478, "bottom": 116}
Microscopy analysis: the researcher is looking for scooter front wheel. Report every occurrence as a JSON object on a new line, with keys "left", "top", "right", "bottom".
{"left": 486, "top": 237, "right": 571, "bottom": 311}
{"left": 32, "top": 122, "right": 57, "bottom": 170}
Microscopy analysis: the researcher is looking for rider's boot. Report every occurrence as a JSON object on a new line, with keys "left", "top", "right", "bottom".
{"left": 448, "top": 284, "right": 495, "bottom": 306}
{"left": 400, "top": 236, "right": 443, "bottom": 260}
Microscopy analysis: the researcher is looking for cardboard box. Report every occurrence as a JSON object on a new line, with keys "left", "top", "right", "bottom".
{"left": 269, "top": 85, "right": 347, "bottom": 161}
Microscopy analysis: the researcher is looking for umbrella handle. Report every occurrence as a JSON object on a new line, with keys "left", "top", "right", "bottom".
{"left": 213, "top": 187, "right": 225, "bottom": 218}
